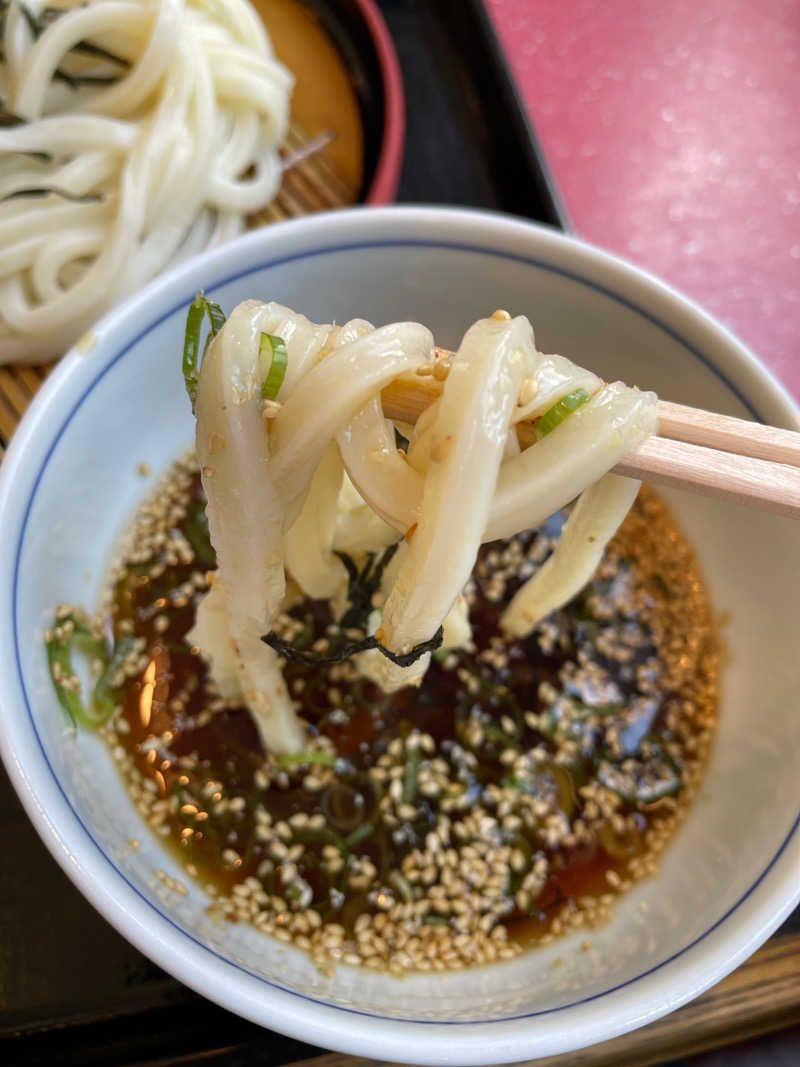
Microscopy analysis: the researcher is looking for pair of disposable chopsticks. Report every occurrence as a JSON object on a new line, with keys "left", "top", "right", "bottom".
{"left": 381, "top": 357, "right": 800, "bottom": 520}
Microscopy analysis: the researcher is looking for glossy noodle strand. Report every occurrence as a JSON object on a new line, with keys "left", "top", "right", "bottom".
{"left": 190, "top": 302, "right": 658, "bottom": 754}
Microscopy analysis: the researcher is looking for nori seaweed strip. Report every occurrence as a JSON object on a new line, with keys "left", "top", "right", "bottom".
{"left": 336, "top": 543, "right": 399, "bottom": 630}
{"left": 365, "top": 542, "right": 399, "bottom": 593}
{"left": 0, "top": 187, "right": 102, "bottom": 203}
{"left": 264, "top": 544, "right": 439, "bottom": 667}
{"left": 15, "top": 3, "right": 129, "bottom": 87}
{"left": 262, "top": 626, "right": 443, "bottom": 668}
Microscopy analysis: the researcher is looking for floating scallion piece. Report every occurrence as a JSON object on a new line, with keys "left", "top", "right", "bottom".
{"left": 402, "top": 745, "right": 421, "bottom": 804}
{"left": 390, "top": 871, "right": 414, "bottom": 902}
{"left": 275, "top": 749, "right": 337, "bottom": 768}
{"left": 500, "top": 774, "right": 531, "bottom": 792}
{"left": 204, "top": 296, "right": 226, "bottom": 337}
{"left": 598, "top": 822, "right": 640, "bottom": 859}
{"left": 292, "top": 825, "right": 348, "bottom": 851}
{"left": 46, "top": 619, "right": 101, "bottom": 728}
{"left": 344, "top": 822, "right": 374, "bottom": 848}
{"left": 536, "top": 388, "right": 591, "bottom": 437}
{"left": 92, "top": 635, "right": 137, "bottom": 722}
{"left": 182, "top": 297, "right": 206, "bottom": 410}
{"left": 182, "top": 293, "right": 226, "bottom": 411}
{"left": 45, "top": 611, "right": 125, "bottom": 729}
{"left": 259, "top": 332, "right": 288, "bottom": 400}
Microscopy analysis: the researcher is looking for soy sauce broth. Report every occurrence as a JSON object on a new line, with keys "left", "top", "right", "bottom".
{"left": 96, "top": 457, "right": 718, "bottom": 973}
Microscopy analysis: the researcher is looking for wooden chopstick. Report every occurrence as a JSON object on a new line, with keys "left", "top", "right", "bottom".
{"left": 380, "top": 363, "right": 800, "bottom": 519}
{"left": 614, "top": 435, "right": 800, "bottom": 517}
{"left": 656, "top": 399, "right": 800, "bottom": 467}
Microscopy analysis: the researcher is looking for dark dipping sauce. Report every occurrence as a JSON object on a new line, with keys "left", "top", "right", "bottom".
{"left": 99, "top": 457, "right": 718, "bottom": 974}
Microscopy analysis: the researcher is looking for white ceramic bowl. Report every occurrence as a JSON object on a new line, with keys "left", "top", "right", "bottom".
{"left": 1, "top": 207, "right": 798, "bottom": 1065}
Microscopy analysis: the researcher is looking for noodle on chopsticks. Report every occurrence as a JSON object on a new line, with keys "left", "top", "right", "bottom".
{"left": 0, "top": 0, "right": 291, "bottom": 362}
{"left": 185, "top": 301, "right": 658, "bottom": 754}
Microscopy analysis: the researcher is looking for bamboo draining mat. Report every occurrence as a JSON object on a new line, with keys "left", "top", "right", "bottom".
{"left": 0, "top": 121, "right": 356, "bottom": 462}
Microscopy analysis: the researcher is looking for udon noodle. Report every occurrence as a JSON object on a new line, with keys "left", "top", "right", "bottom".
{"left": 0, "top": 0, "right": 291, "bottom": 362}
{"left": 188, "top": 302, "right": 658, "bottom": 754}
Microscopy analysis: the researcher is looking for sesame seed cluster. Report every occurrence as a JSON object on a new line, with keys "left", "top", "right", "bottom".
{"left": 84, "top": 457, "right": 717, "bottom": 976}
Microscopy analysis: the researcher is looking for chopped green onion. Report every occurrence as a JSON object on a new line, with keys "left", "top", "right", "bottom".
{"left": 548, "top": 762, "right": 577, "bottom": 817}
{"left": 259, "top": 333, "right": 288, "bottom": 400}
{"left": 182, "top": 297, "right": 204, "bottom": 410}
{"left": 92, "top": 636, "right": 137, "bottom": 725}
{"left": 500, "top": 774, "right": 529, "bottom": 792}
{"left": 69, "top": 622, "right": 107, "bottom": 662}
{"left": 389, "top": 871, "right": 414, "bottom": 902}
{"left": 345, "top": 822, "right": 374, "bottom": 848}
{"left": 402, "top": 745, "right": 421, "bottom": 805}
{"left": 275, "top": 749, "right": 337, "bottom": 768}
{"left": 422, "top": 914, "right": 450, "bottom": 926}
{"left": 292, "top": 825, "right": 348, "bottom": 851}
{"left": 45, "top": 612, "right": 128, "bottom": 730}
{"left": 536, "top": 388, "right": 591, "bottom": 437}
{"left": 182, "top": 293, "right": 226, "bottom": 411}
{"left": 46, "top": 630, "right": 87, "bottom": 730}
{"left": 204, "top": 298, "right": 226, "bottom": 337}
{"left": 598, "top": 822, "right": 640, "bottom": 859}
{"left": 483, "top": 720, "right": 513, "bottom": 745}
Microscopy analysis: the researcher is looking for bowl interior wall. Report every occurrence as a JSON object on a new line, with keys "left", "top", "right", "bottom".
{"left": 9, "top": 225, "right": 800, "bottom": 1023}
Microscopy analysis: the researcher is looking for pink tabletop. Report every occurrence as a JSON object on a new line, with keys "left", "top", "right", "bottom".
{"left": 485, "top": 0, "right": 800, "bottom": 403}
